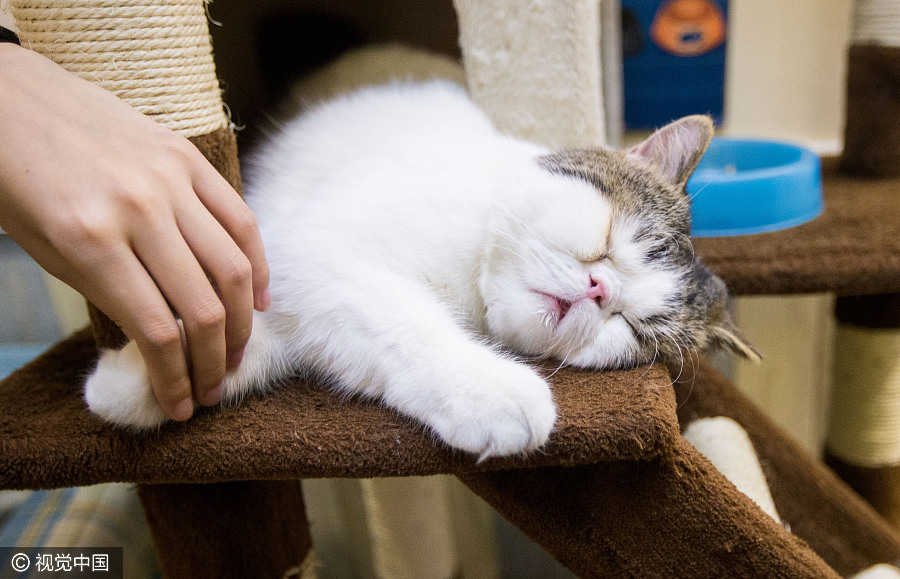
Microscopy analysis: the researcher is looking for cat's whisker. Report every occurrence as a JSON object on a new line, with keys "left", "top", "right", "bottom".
{"left": 546, "top": 351, "right": 571, "bottom": 379}
{"left": 492, "top": 230, "right": 542, "bottom": 265}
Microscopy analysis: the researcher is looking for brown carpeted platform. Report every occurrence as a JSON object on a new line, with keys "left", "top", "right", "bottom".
{"left": 0, "top": 329, "right": 678, "bottom": 490}
{"left": 695, "top": 158, "right": 900, "bottom": 296}
{"left": 672, "top": 357, "right": 900, "bottom": 577}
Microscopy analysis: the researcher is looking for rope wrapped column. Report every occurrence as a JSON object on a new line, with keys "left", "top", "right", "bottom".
{"left": 10, "top": 3, "right": 313, "bottom": 576}
{"left": 11, "top": 0, "right": 228, "bottom": 138}
{"left": 826, "top": 0, "right": 900, "bottom": 530}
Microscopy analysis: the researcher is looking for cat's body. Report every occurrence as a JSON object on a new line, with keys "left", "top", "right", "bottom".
{"left": 86, "top": 81, "right": 756, "bottom": 459}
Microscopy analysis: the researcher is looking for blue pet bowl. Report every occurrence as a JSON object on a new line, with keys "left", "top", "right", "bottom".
{"left": 686, "top": 137, "right": 824, "bottom": 237}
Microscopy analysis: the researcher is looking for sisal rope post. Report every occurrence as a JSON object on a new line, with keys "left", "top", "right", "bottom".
{"left": 850, "top": 0, "right": 900, "bottom": 47}
{"left": 11, "top": 0, "right": 234, "bottom": 349}
{"left": 11, "top": 0, "right": 229, "bottom": 138}
{"left": 828, "top": 326, "right": 900, "bottom": 467}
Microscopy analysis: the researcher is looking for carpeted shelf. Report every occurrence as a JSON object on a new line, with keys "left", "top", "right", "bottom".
{"left": 0, "top": 329, "right": 678, "bottom": 489}
{"left": 696, "top": 158, "right": 900, "bottom": 296}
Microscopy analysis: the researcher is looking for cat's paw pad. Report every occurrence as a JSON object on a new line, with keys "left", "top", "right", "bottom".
{"left": 431, "top": 363, "right": 556, "bottom": 460}
{"left": 84, "top": 341, "right": 169, "bottom": 429}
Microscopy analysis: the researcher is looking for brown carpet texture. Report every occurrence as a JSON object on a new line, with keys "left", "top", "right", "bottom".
{"left": 0, "top": 329, "right": 678, "bottom": 489}
{"left": 460, "top": 436, "right": 840, "bottom": 579}
{"left": 673, "top": 357, "right": 900, "bottom": 577}
{"left": 138, "top": 480, "right": 311, "bottom": 579}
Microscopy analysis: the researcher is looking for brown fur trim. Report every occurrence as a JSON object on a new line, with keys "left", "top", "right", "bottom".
{"left": 460, "top": 434, "right": 839, "bottom": 578}
{"left": 0, "top": 329, "right": 678, "bottom": 488}
{"left": 824, "top": 453, "right": 900, "bottom": 532}
{"left": 836, "top": 293, "right": 900, "bottom": 329}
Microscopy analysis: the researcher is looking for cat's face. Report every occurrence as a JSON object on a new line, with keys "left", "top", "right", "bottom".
{"left": 480, "top": 116, "right": 758, "bottom": 369}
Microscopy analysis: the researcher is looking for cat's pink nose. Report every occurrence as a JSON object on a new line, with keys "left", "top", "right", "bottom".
{"left": 586, "top": 275, "right": 609, "bottom": 307}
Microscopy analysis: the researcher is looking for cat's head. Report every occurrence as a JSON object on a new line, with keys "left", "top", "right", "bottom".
{"left": 480, "top": 115, "right": 759, "bottom": 369}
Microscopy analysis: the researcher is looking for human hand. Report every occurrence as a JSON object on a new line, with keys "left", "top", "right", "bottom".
{"left": 0, "top": 44, "right": 270, "bottom": 421}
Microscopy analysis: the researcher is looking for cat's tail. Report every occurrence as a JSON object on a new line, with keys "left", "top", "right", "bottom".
{"left": 84, "top": 313, "right": 287, "bottom": 429}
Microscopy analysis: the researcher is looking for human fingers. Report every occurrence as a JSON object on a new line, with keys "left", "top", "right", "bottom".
{"left": 82, "top": 252, "right": 195, "bottom": 422}
{"left": 190, "top": 160, "right": 271, "bottom": 312}
{"left": 176, "top": 194, "right": 254, "bottom": 371}
{"left": 132, "top": 217, "right": 227, "bottom": 408}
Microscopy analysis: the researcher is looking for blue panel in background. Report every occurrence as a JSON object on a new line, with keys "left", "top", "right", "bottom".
{"left": 622, "top": 0, "right": 728, "bottom": 129}
{"left": 0, "top": 344, "right": 52, "bottom": 380}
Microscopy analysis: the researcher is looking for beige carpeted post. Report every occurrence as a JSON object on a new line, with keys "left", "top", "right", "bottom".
{"left": 453, "top": 0, "right": 606, "bottom": 150}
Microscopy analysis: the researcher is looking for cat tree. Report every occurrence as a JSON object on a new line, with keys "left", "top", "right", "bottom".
{"left": 3, "top": 0, "right": 900, "bottom": 577}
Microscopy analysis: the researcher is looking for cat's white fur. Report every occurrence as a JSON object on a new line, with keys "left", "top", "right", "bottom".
{"left": 85, "top": 81, "right": 683, "bottom": 458}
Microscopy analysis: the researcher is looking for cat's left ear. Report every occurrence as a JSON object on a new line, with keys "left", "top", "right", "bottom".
{"left": 625, "top": 115, "right": 714, "bottom": 188}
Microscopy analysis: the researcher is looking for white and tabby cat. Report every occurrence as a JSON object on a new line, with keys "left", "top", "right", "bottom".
{"left": 85, "top": 81, "right": 757, "bottom": 459}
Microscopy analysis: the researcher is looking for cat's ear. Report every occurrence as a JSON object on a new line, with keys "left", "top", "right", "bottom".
{"left": 625, "top": 115, "right": 714, "bottom": 188}
{"left": 710, "top": 314, "right": 763, "bottom": 363}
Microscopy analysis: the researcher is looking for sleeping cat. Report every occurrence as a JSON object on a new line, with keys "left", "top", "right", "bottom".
{"left": 85, "top": 80, "right": 758, "bottom": 459}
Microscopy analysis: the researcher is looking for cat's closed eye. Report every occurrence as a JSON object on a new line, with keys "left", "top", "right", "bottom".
{"left": 579, "top": 251, "right": 610, "bottom": 264}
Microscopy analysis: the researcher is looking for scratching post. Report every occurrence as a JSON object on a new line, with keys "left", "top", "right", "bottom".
{"left": 10, "top": 3, "right": 313, "bottom": 576}
{"left": 826, "top": 0, "right": 900, "bottom": 530}
{"left": 453, "top": 0, "right": 606, "bottom": 150}
{"left": 827, "top": 300, "right": 900, "bottom": 528}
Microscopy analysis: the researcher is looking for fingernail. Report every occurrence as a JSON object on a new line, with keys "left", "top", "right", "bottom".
{"left": 227, "top": 348, "right": 245, "bottom": 370}
{"left": 172, "top": 398, "right": 194, "bottom": 421}
{"left": 256, "top": 288, "right": 271, "bottom": 311}
{"left": 201, "top": 383, "right": 223, "bottom": 406}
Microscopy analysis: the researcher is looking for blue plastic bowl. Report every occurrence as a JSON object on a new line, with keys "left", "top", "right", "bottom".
{"left": 686, "top": 137, "right": 824, "bottom": 237}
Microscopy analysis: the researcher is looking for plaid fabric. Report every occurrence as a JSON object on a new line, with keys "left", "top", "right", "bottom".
{"left": 0, "top": 484, "right": 159, "bottom": 579}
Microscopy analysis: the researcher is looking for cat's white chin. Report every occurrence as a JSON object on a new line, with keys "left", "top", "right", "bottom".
{"left": 84, "top": 342, "right": 171, "bottom": 430}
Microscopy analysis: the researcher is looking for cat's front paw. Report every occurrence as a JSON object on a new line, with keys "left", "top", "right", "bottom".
{"left": 429, "top": 361, "right": 556, "bottom": 461}
{"left": 84, "top": 341, "right": 169, "bottom": 429}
